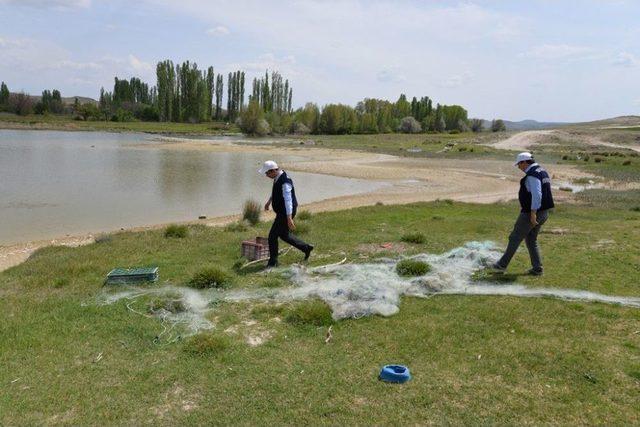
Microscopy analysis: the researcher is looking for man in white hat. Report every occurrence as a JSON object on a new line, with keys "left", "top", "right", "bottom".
{"left": 258, "top": 160, "right": 313, "bottom": 267}
{"left": 492, "top": 152, "right": 555, "bottom": 275}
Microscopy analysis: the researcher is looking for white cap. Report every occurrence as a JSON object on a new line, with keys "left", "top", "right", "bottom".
{"left": 514, "top": 152, "right": 533, "bottom": 166}
{"left": 258, "top": 160, "right": 279, "bottom": 174}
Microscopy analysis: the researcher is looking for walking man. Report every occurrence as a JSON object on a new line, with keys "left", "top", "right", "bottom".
{"left": 493, "top": 152, "right": 555, "bottom": 275}
{"left": 259, "top": 160, "right": 313, "bottom": 268}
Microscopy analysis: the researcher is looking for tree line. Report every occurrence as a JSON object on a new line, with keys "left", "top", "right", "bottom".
{"left": 0, "top": 71, "right": 507, "bottom": 135}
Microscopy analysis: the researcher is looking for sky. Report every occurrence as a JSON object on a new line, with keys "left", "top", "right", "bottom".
{"left": 0, "top": 0, "right": 638, "bottom": 122}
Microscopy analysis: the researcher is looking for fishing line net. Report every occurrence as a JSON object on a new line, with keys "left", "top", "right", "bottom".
{"left": 96, "top": 241, "right": 640, "bottom": 340}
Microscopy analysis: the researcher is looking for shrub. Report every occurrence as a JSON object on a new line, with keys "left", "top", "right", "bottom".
{"left": 631, "top": 206, "right": 640, "bottom": 212}
{"left": 188, "top": 267, "right": 232, "bottom": 289}
{"left": 148, "top": 295, "right": 186, "bottom": 314}
{"left": 94, "top": 234, "right": 112, "bottom": 244}
{"left": 401, "top": 233, "right": 426, "bottom": 244}
{"left": 398, "top": 116, "right": 422, "bottom": 133}
{"left": 623, "top": 160, "right": 631, "bottom": 166}
{"left": 242, "top": 199, "right": 261, "bottom": 225}
{"left": 296, "top": 210, "right": 312, "bottom": 221}
{"left": 396, "top": 259, "right": 431, "bottom": 276}
{"left": 183, "top": 334, "right": 230, "bottom": 357}
{"left": 594, "top": 157, "right": 604, "bottom": 163}
{"left": 292, "top": 122, "right": 311, "bottom": 135}
{"left": 164, "top": 224, "right": 188, "bottom": 238}
{"left": 285, "top": 300, "right": 333, "bottom": 326}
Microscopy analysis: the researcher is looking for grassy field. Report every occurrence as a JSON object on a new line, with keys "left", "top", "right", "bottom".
{"left": 0, "top": 113, "right": 238, "bottom": 135}
{"left": 2, "top": 200, "right": 639, "bottom": 425}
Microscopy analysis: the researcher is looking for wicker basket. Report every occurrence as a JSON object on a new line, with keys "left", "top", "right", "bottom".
{"left": 241, "top": 237, "right": 270, "bottom": 261}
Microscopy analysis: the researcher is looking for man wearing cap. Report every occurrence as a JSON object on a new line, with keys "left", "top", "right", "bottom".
{"left": 492, "top": 152, "right": 555, "bottom": 275}
{"left": 259, "top": 160, "right": 313, "bottom": 268}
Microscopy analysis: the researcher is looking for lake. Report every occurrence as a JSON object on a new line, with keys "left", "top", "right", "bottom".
{"left": 0, "top": 130, "right": 380, "bottom": 245}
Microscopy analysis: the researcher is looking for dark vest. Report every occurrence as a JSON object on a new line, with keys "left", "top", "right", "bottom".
{"left": 271, "top": 171, "right": 298, "bottom": 216}
{"left": 519, "top": 164, "right": 555, "bottom": 212}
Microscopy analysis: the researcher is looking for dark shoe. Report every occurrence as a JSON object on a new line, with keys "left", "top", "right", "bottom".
{"left": 266, "top": 261, "right": 278, "bottom": 268}
{"left": 491, "top": 262, "right": 506, "bottom": 272}
{"left": 303, "top": 245, "right": 314, "bottom": 261}
{"left": 528, "top": 268, "right": 543, "bottom": 276}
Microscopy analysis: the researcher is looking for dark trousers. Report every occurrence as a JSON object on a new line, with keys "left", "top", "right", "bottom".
{"left": 497, "top": 209, "right": 550, "bottom": 271}
{"left": 268, "top": 214, "right": 311, "bottom": 265}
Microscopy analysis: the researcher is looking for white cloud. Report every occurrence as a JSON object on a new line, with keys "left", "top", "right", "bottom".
{"left": 439, "top": 71, "right": 474, "bottom": 88}
{"left": 0, "top": 0, "right": 90, "bottom": 9}
{"left": 518, "top": 44, "right": 596, "bottom": 60}
{"left": 633, "top": 98, "right": 640, "bottom": 107}
{"left": 611, "top": 52, "right": 639, "bottom": 67}
{"left": 377, "top": 69, "right": 406, "bottom": 84}
{"left": 206, "top": 26, "right": 230, "bottom": 36}
{"left": 128, "top": 54, "right": 153, "bottom": 74}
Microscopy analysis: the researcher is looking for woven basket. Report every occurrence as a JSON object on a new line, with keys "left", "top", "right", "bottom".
{"left": 241, "top": 237, "right": 270, "bottom": 261}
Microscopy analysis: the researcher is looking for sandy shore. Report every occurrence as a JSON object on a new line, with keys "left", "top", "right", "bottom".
{"left": 0, "top": 139, "right": 589, "bottom": 272}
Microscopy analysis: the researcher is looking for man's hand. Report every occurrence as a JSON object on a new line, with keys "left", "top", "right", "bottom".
{"left": 264, "top": 199, "right": 271, "bottom": 211}
{"left": 287, "top": 216, "right": 296, "bottom": 231}
{"left": 530, "top": 211, "right": 538, "bottom": 227}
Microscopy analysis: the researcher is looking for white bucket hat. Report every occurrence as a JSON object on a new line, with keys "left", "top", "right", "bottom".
{"left": 514, "top": 152, "right": 533, "bottom": 166}
{"left": 258, "top": 160, "right": 279, "bottom": 174}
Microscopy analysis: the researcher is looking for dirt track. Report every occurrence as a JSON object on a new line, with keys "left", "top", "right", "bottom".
{"left": 489, "top": 129, "right": 640, "bottom": 153}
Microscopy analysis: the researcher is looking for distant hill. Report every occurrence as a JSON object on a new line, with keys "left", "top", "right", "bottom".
{"left": 480, "top": 119, "right": 571, "bottom": 131}
{"left": 26, "top": 94, "right": 98, "bottom": 106}
{"left": 577, "top": 115, "right": 640, "bottom": 127}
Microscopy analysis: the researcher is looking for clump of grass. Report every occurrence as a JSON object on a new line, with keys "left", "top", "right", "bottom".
{"left": 375, "top": 201, "right": 384, "bottom": 206}
{"left": 294, "top": 222, "right": 310, "bottom": 234}
{"left": 296, "top": 210, "right": 312, "bottom": 220}
{"left": 188, "top": 267, "right": 233, "bottom": 289}
{"left": 164, "top": 224, "right": 188, "bottom": 238}
{"left": 261, "top": 275, "right": 287, "bottom": 288}
{"left": 284, "top": 300, "right": 333, "bottom": 326}
{"left": 148, "top": 295, "right": 186, "bottom": 314}
{"left": 401, "top": 232, "right": 426, "bottom": 244}
{"left": 242, "top": 199, "right": 261, "bottom": 225}
{"left": 594, "top": 157, "right": 604, "bottom": 163}
{"left": 225, "top": 220, "right": 249, "bottom": 232}
{"left": 396, "top": 259, "right": 431, "bottom": 276}
{"left": 251, "top": 304, "right": 286, "bottom": 320}
{"left": 94, "top": 234, "right": 112, "bottom": 244}
{"left": 432, "top": 215, "right": 444, "bottom": 221}
{"left": 631, "top": 206, "right": 640, "bottom": 212}
{"left": 52, "top": 277, "right": 69, "bottom": 288}
{"left": 183, "top": 333, "right": 230, "bottom": 357}
{"left": 622, "top": 160, "right": 631, "bottom": 166}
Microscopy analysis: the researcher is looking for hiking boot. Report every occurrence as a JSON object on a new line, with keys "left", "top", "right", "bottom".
{"left": 528, "top": 268, "right": 543, "bottom": 276}
{"left": 303, "top": 245, "right": 314, "bottom": 261}
{"left": 490, "top": 262, "right": 506, "bottom": 272}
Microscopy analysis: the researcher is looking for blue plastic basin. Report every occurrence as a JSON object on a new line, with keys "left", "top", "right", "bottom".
{"left": 379, "top": 365, "right": 411, "bottom": 383}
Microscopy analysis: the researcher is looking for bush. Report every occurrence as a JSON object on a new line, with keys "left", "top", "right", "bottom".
{"left": 296, "top": 210, "right": 312, "bottom": 220}
{"left": 164, "top": 224, "right": 188, "bottom": 238}
{"left": 491, "top": 119, "right": 506, "bottom": 132}
{"left": 285, "top": 300, "right": 333, "bottom": 326}
{"left": 242, "top": 199, "right": 261, "bottom": 225}
{"left": 183, "top": 334, "right": 230, "bottom": 357}
{"left": 396, "top": 259, "right": 431, "bottom": 276}
{"left": 292, "top": 122, "right": 311, "bottom": 135}
{"left": 398, "top": 116, "right": 422, "bottom": 133}
{"left": 470, "top": 118, "right": 484, "bottom": 132}
{"left": 401, "top": 232, "right": 426, "bottom": 244}
{"left": 623, "top": 160, "right": 631, "bottom": 166}
{"left": 188, "top": 267, "right": 232, "bottom": 289}
{"left": 239, "top": 100, "right": 271, "bottom": 136}
{"left": 148, "top": 295, "right": 186, "bottom": 314}
{"left": 594, "top": 157, "right": 604, "bottom": 163}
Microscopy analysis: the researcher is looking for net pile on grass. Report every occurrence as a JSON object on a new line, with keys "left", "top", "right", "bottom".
{"left": 97, "top": 241, "right": 640, "bottom": 340}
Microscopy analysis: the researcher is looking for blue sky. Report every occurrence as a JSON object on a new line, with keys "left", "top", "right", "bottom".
{"left": 0, "top": 0, "right": 638, "bottom": 121}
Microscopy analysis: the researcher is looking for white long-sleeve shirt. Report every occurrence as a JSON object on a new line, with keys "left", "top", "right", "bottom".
{"left": 524, "top": 164, "right": 543, "bottom": 211}
{"left": 275, "top": 170, "right": 294, "bottom": 216}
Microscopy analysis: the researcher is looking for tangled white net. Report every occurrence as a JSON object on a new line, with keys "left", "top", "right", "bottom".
{"left": 96, "top": 241, "right": 640, "bottom": 339}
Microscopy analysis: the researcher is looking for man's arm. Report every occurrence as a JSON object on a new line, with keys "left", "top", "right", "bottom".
{"left": 264, "top": 197, "right": 272, "bottom": 211}
{"left": 525, "top": 175, "right": 542, "bottom": 225}
{"left": 283, "top": 183, "right": 295, "bottom": 230}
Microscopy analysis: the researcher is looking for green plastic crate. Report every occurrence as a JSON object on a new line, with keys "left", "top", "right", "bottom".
{"left": 105, "top": 267, "right": 159, "bottom": 285}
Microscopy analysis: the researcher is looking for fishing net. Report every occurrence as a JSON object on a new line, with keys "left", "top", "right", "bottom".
{"left": 97, "top": 241, "right": 640, "bottom": 340}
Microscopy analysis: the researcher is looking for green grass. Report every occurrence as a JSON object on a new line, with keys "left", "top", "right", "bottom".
{"left": 1, "top": 202, "right": 640, "bottom": 424}
{"left": 188, "top": 267, "right": 233, "bottom": 289}
{"left": 396, "top": 259, "right": 431, "bottom": 276}
{"left": 0, "top": 112, "right": 237, "bottom": 134}
{"left": 164, "top": 224, "right": 189, "bottom": 238}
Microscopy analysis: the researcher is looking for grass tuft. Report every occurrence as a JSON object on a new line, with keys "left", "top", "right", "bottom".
{"left": 294, "top": 221, "right": 310, "bottom": 234}
{"left": 401, "top": 232, "right": 426, "bottom": 244}
{"left": 188, "top": 267, "right": 233, "bottom": 289}
{"left": 284, "top": 300, "right": 333, "bottom": 326}
{"left": 225, "top": 220, "right": 249, "bottom": 232}
{"left": 183, "top": 333, "right": 230, "bottom": 357}
{"left": 164, "top": 224, "right": 188, "bottom": 238}
{"left": 396, "top": 259, "right": 431, "bottom": 276}
{"left": 242, "top": 199, "right": 261, "bottom": 225}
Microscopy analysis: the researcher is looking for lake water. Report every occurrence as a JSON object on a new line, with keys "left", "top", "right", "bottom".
{"left": 0, "top": 130, "right": 381, "bottom": 245}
